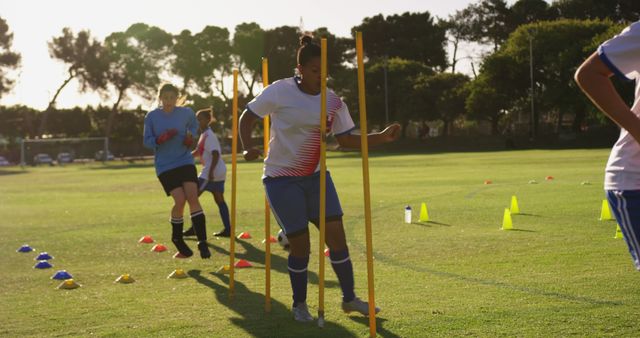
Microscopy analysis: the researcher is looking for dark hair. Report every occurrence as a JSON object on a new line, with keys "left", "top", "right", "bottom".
{"left": 297, "top": 34, "right": 321, "bottom": 66}
{"left": 196, "top": 108, "right": 212, "bottom": 120}
{"left": 157, "top": 83, "right": 179, "bottom": 98}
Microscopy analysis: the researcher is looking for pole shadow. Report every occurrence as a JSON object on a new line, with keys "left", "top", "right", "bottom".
{"left": 348, "top": 316, "right": 402, "bottom": 338}
{"left": 193, "top": 238, "right": 340, "bottom": 288}
{"left": 188, "top": 269, "right": 358, "bottom": 337}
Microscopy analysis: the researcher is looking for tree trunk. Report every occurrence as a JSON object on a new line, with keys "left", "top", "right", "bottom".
{"left": 556, "top": 109, "right": 564, "bottom": 134}
{"left": 491, "top": 117, "right": 500, "bottom": 136}
{"left": 450, "top": 38, "right": 459, "bottom": 74}
{"left": 401, "top": 119, "right": 410, "bottom": 139}
{"left": 572, "top": 107, "right": 586, "bottom": 133}
{"left": 105, "top": 87, "right": 126, "bottom": 139}
{"left": 38, "top": 70, "right": 75, "bottom": 136}
{"left": 442, "top": 120, "right": 450, "bottom": 137}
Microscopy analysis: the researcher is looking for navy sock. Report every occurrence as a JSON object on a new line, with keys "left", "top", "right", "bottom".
{"left": 288, "top": 255, "right": 309, "bottom": 307}
{"left": 171, "top": 217, "right": 192, "bottom": 256}
{"left": 329, "top": 248, "right": 355, "bottom": 303}
{"left": 191, "top": 211, "right": 210, "bottom": 258}
{"left": 216, "top": 201, "right": 231, "bottom": 231}
{"left": 191, "top": 210, "right": 207, "bottom": 241}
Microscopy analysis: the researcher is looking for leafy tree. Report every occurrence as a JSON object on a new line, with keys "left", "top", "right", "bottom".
{"left": 413, "top": 72, "right": 470, "bottom": 136}
{"left": 550, "top": 0, "right": 640, "bottom": 23}
{"left": 42, "top": 28, "right": 107, "bottom": 135}
{"left": 0, "top": 17, "right": 20, "bottom": 100}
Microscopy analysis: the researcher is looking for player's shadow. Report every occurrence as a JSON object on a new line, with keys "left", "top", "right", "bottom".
{"left": 202, "top": 238, "right": 340, "bottom": 288}
{"left": 413, "top": 221, "right": 452, "bottom": 227}
{"left": 188, "top": 269, "right": 358, "bottom": 337}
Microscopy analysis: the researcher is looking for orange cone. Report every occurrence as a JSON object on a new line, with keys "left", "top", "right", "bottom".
{"left": 237, "top": 232, "right": 252, "bottom": 239}
{"left": 324, "top": 248, "right": 330, "bottom": 257}
{"left": 151, "top": 244, "right": 167, "bottom": 252}
{"left": 545, "top": 176, "right": 554, "bottom": 180}
{"left": 234, "top": 259, "right": 253, "bottom": 268}
{"left": 262, "top": 236, "right": 277, "bottom": 244}
{"left": 484, "top": 180, "right": 492, "bottom": 185}
{"left": 139, "top": 235, "right": 154, "bottom": 244}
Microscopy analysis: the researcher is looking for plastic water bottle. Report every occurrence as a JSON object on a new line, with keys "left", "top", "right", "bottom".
{"left": 404, "top": 206, "right": 412, "bottom": 223}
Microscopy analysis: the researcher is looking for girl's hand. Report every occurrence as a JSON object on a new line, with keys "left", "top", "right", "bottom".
{"left": 242, "top": 148, "right": 262, "bottom": 161}
{"left": 183, "top": 132, "right": 194, "bottom": 148}
{"left": 381, "top": 123, "right": 401, "bottom": 142}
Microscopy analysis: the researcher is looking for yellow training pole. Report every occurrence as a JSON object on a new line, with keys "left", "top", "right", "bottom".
{"left": 262, "top": 57, "right": 272, "bottom": 313}
{"left": 230, "top": 68, "right": 239, "bottom": 297}
{"left": 356, "top": 31, "right": 377, "bottom": 337}
{"left": 317, "top": 38, "right": 328, "bottom": 328}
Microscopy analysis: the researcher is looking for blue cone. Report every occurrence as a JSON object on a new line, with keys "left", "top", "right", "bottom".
{"left": 35, "top": 252, "right": 53, "bottom": 260}
{"left": 51, "top": 270, "right": 72, "bottom": 280}
{"left": 17, "top": 245, "right": 34, "bottom": 253}
{"left": 34, "top": 260, "right": 52, "bottom": 269}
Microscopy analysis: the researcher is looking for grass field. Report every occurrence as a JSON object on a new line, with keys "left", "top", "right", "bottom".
{"left": 1, "top": 149, "right": 639, "bottom": 337}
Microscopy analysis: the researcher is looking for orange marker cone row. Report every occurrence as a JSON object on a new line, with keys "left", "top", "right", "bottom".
{"left": 262, "top": 235, "right": 277, "bottom": 244}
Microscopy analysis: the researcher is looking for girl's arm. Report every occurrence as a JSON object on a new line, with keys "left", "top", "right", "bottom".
{"left": 239, "top": 109, "right": 262, "bottom": 161}
{"left": 335, "top": 123, "right": 402, "bottom": 150}
{"left": 575, "top": 52, "right": 640, "bottom": 143}
{"left": 143, "top": 115, "right": 157, "bottom": 149}
{"left": 209, "top": 151, "right": 219, "bottom": 180}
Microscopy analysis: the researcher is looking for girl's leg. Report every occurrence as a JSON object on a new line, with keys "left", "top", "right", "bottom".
{"left": 213, "top": 191, "right": 231, "bottom": 235}
{"left": 287, "top": 228, "right": 314, "bottom": 321}
{"left": 183, "top": 181, "right": 210, "bottom": 258}
{"left": 169, "top": 187, "right": 193, "bottom": 257}
{"left": 324, "top": 218, "right": 354, "bottom": 303}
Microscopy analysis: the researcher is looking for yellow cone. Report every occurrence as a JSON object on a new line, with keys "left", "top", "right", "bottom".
{"left": 510, "top": 196, "right": 520, "bottom": 214}
{"left": 419, "top": 203, "right": 429, "bottom": 222}
{"left": 115, "top": 274, "right": 135, "bottom": 284}
{"left": 216, "top": 265, "right": 231, "bottom": 274}
{"left": 502, "top": 208, "right": 513, "bottom": 230}
{"left": 168, "top": 269, "right": 187, "bottom": 279}
{"left": 614, "top": 225, "right": 623, "bottom": 239}
{"left": 600, "top": 200, "right": 612, "bottom": 221}
{"left": 57, "top": 279, "right": 81, "bottom": 290}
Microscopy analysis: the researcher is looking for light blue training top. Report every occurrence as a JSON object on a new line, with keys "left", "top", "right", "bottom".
{"left": 143, "top": 106, "right": 198, "bottom": 176}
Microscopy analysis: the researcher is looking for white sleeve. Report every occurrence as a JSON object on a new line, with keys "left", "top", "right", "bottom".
{"left": 598, "top": 22, "right": 640, "bottom": 81}
{"left": 246, "top": 82, "right": 279, "bottom": 118}
{"left": 330, "top": 100, "right": 356, "bottom": 137}
{"left": 205, "top": 131, "right": 221, "bottom": 153}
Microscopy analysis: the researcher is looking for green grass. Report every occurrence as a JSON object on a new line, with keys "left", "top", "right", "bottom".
{"left": 1, "top": 149, "right": 638, "bottom": 337}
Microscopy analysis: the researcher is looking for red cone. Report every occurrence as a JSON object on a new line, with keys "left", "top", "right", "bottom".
{"left": 234, "top": 259, "right": 253, "bottom": 268}
{"left": 262, "top": 235, "right": 277, "bottom": 244}
{"left": 237, "top": 232, "right": 252, "bottom": 239}
{"left": 484, "top": 180, "right": 492, "bottom": 185}
{"left": 545, "top": 176, "right": 554, "bottom": 180}
{"left": 324, "top": 248, "right": 330, "bottom": 257}
{"left": 139, "top": 235, "right": 154, "bottom": 244}
{"left": 151, "top": 244, "right": 167, "bottom": 252}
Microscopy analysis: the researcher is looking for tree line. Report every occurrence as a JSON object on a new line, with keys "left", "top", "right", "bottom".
{"left": 0, "top": 0, "right": 639, "bottom": 156}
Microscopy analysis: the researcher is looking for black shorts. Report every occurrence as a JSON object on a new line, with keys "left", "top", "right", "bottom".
{"left": 158, "top": 164, "right": 198, "bottom": 196}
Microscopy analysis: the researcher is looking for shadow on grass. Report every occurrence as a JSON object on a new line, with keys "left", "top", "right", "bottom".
{"left": 503, "top": 228, "right": 536, "bottom": 233}
{"left": 515, "top": 213, "right": 540, "bottom": 217}
{"left": 0, "top": 169, "right": 27, "bottom": 176}
{"left": 188, "top": 270, "right": 359, "bottom": 337}
{"left": 193, "top": 238, "right": 340, "bottom": 289}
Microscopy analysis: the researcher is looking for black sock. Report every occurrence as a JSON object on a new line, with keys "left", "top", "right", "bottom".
{"left": 171, "top": 217, "right": 192, "bottom": 257}
{"left": 191, "top": 211, "right": 210, "bottom": 258}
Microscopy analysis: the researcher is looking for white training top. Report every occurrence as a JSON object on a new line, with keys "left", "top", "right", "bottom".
{"left": 598, "top": 21, "right": 640, "bottom": 190}
{"left": 247, "top": 77, "right": 356, "bottom": 177}
{"left": 196, "top": 128, "right": 227, "bottom": 182}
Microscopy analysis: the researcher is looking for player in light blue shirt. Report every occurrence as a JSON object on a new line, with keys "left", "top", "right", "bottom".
{"left": 143, "top": 83, "right": 211, "bottom": 259}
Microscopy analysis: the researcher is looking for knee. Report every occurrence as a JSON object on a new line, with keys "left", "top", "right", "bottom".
{"left": 173, "top": 196, "right": 186, "bottom": 209}
{"left": 214, "top": 193, "right": 225, "bottom": 204}
{"left": 288, "top": 229, "right": 310, "bottom": 257}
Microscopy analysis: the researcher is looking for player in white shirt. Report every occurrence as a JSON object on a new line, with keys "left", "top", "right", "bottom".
{"left": 576, "top": 21, "right": 640, "bottom": 271}
{"left": 239, "top": 34, "right": 401, "bottom": 322}
{"left": 184, "top": 108, "right": 231, "bottom": 238}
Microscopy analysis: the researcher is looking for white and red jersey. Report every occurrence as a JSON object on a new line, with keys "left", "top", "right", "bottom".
{"left": 598, "top": 21, "right": 640, "bottom": 190}
{"left": 247, "top": 77, "right": 356, "bottom": 177}
{"left": 196, "top": 128, "right": 227, "bottom": 182}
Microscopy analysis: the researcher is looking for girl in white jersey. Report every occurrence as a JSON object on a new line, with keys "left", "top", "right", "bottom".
{"left": 183, "top": 108, "right": 231, "bottom": 238}
{"left": 239, "top": 34, "right": 401, "bottom": 322}
{"left": 576, "top": 21, "right": 640, "bottom": 270}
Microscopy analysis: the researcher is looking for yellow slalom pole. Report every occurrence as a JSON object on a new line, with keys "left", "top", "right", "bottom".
{"left": 262, "top": 57, "right": 272, "bottom": 313}
{"left": 356, "top": 31, "right": 377, "bottom": 337}
{"left": 317, "top": 38, "right": 328, "bottom": 328}
{"left": 230, "top": 69, "right": 239, "bottom": 297}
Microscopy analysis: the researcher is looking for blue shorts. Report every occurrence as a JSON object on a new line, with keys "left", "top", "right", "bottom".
{"left": 198, "top": 178, "right": 225, "bottom": 193}
{"left": 607, "top": 190, "right": 640, "bottom": 270}
{"left": 264, "top": 171, "right": 343, "bottom": 235}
